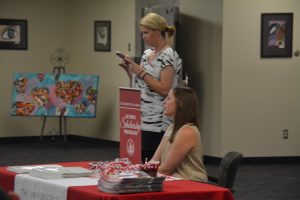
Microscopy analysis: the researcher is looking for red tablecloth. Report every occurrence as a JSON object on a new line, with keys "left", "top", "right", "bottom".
{"left": 0, "top": 166, "right": 16, "bottom": 191}
{"left": 0, "top": 162, "right": 235, "bottom": 200}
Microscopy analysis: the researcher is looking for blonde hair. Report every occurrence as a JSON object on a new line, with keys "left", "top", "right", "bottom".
{"left": 140, "top": 12, "right": 176, "bottom": 45}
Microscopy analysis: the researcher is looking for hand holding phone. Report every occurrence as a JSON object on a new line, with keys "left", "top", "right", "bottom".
{"left": 115, "top": 51, "right": 126, "bottom": 60}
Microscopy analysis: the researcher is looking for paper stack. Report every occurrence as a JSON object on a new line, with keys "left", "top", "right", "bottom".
{"left": 98, "top": 171, "right": 165, "bottom": 194}
{"left": 7, "top": 165, "right": 63, "bottom": 174}
{"left": 29, "top": 166, "right": 92, "bottom": 179}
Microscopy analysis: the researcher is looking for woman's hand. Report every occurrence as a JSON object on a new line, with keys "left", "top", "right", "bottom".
{"left": 119, "top": 56, "right": 174, "bottom": 97}
{"left": 123, "top": 57, "right": 142, "bottom": 75}
{"left": 118, "top": 54, "right": 133, "bottom": 79}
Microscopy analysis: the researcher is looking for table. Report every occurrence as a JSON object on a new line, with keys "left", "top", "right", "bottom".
{"left": 0, "top": 161, "right": 235, "bottom": 200}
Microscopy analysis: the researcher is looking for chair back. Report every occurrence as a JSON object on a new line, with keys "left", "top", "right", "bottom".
{"left": 218, "top": 151, "right": 243, "bottom": 192}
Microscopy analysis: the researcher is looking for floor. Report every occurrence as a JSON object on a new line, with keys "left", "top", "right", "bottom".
{"left": 0, "top": 138, "right": 299, "bottom": 200}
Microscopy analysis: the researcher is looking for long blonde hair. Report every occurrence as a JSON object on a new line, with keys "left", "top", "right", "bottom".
{"left": 140, "top": 12, "right": 175, "bottom": 45}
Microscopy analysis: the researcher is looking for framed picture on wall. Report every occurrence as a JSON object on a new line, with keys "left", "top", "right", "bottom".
{"left": 261, "top": 13, "right": 293, "bottom": 58}
{"left": 94, "top": 20, "right": 111, "bottom": 52}
{"left": 0, "top": 19, "right": 27, "bottom": 50}
{"left": 11, "top": 73, "right": 100, "bottom": 117}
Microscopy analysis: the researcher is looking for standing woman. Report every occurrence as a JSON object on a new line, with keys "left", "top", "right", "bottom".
{"left": 120, "top": 12, "right": 182, "bottom": 162}
{"left": 151, "top": 87, "right": 207, "bottom": 182}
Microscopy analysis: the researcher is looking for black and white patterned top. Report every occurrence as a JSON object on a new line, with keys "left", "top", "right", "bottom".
{"left": 132, "top": 47, "right": 182, "bottom": 133}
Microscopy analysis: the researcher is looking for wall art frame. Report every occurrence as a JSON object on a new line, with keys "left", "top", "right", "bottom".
{"left": 11, "top": 73, "right": 100, "bottom": 118}
{"left": 261, "top": 13, "right": 293, "bottom": 58}
{"left": 0, "top": 19, "right": 27, "bottom": 50}
{"left": 94, "top": 20, "right": 111, "bottom": 52}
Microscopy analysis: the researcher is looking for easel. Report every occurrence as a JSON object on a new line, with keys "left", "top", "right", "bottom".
{"left": 39, "top": 66, "right": 67, "bottom": 144}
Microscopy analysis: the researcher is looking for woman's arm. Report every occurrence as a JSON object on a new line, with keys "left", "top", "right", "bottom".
{"left": 151, "top": 136, "right": 168, "bottom": 162}
{"left": 124, "top": 57, "right": 175, "bottom": 97}
{"left": 157, "top": 126, "right": 197, "bottom": 175}
{"left": 119, "top": 63, "right": 132, "bottom": 81}
{"left": 143, "top": 65, "right": 174, "bottom": 96}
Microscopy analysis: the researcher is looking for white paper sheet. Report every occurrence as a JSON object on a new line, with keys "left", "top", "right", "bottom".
{"left": 14, "top": 174, "right": 98, "bottom": 200}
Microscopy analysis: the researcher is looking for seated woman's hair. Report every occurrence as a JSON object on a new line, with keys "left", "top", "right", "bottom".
{"left": 170, "top": 86, "right": 200, "bottom": 142}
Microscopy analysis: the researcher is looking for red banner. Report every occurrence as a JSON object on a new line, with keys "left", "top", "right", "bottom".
{"left": 119, "top": 87, "right": 141, "bottom": 164}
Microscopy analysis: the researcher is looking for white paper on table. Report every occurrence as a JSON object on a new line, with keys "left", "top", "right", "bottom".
{"left": 29, "top": 166, "right": 92, "bottom": 179}
{"left": 14, "top": 174, "right": 98, "bottom": 200}
{"left": 7, "top": 165, "right": 63, "bottom": 174}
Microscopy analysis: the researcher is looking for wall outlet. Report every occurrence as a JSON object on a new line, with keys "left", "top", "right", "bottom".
{"left": 283, "top": 129, "right": 288, "bottom": 139}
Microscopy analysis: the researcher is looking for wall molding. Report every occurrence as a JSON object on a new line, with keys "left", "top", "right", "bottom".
{"left": 204, "top": 155, "right": 300, "bottom": 165}
{"left": 1, "top": 136, "right": 299, "bottom": 164}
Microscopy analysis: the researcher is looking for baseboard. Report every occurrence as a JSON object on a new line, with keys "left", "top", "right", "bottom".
{"left": 240, "top": 156, "right": 300, "bottom": 164}
{"left": 204, "top": 156, "right": 221, "bottom": 165}
{"left": 204, "top": 155, "right": 300, "bottom": 165}
{"left": 68, "top": 135, "right": 119, "bottom": 147}
{"left": 1, "top": 136, "right": 299, "bottom": 164}
{"left": 0, "top": 136, "right": 40, "bottom": 143}
{"left": 0, "top": 135, "right": 119, "bottom": 147}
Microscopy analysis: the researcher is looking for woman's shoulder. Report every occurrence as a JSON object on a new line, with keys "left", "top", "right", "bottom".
{"left": 182, "top": 123, "right": 198, "bottom": 129}
{"left": 144, "top": 48, "right": 153, "bottom": 55}
{"left": 161, "top": 47, "right": 181, "bottom": 63}
{"left": 173, "top": 124, "right": 198, "bottom": 146}
{"left": 164, "top": 124, "right": 174, "bottom": 137}
{"left": 162, "top": 46, "right": 176, "bottom": 55}
{"left": 180, "top": 124, "right": 200, "bottom": 136}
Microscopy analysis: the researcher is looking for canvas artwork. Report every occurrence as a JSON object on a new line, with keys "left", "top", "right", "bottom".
{"left": 261, "top": 13, "right": 293, "bottom": 58}
{"left": 11, "top": 73, "right": 99, "bottom": 117}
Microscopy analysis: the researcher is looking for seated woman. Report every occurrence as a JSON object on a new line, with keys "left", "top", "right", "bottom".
{"left": 151, "top": 87, "right": 208, "bottom": 182}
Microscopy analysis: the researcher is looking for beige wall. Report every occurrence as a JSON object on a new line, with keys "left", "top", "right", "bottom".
{"left": 179, "top": 0, "right": 300, "bottom": 157}
{"left": 0, "top": 0, "right": 299, "bottom": 158}
{"left": 0, "top": 0, "right": 134, "bottom": 140}
{"left": 221, "top": 0, "right": 300, "bottom": 156}
{"left": 179, "top": 0, "right": 223, "bottom": 156}
{"left": 69, "top": 0, "right": 135, "bottom": 141}
{"left": 0, "top": 0, "right": 72, "bottom": 137}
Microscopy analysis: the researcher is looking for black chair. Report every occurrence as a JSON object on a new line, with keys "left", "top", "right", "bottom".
{"left": 208, "top": 151, "right": 243, "bottom": 193}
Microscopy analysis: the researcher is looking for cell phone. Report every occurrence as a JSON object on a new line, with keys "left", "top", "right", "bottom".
{"left": 115, "top": 51, "right": 126, "bottom": 60}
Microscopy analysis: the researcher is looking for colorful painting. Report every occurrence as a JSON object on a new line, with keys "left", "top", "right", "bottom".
{"left": 261, "top": 13, "right": 293, "bottom": 58}
{"left": 11, "top": 73, "right": 99, "bottom": 117}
